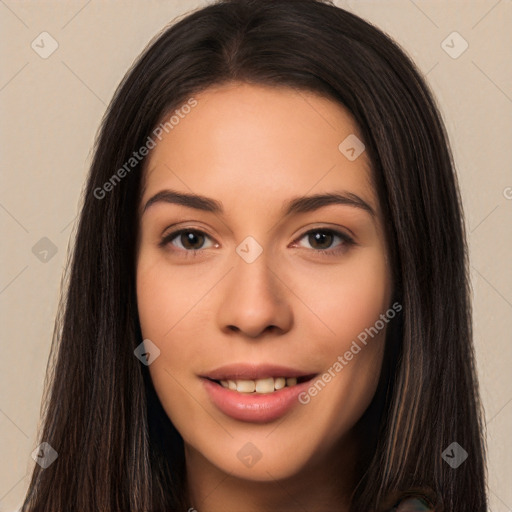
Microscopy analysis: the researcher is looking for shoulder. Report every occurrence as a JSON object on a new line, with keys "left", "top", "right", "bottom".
{"left": 389, "top": 496, "right": 433, "bottom": 511}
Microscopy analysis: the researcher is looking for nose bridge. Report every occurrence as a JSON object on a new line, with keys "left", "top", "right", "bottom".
{"left": 216, "top": 238, "right": 293, "bottom": 338}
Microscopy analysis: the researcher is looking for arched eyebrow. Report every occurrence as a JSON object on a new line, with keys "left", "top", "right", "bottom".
{"left": 142, "top": 189, "right": 375, "bottom": 218}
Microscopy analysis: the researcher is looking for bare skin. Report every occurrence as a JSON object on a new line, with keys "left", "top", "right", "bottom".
{"left": 136, "top": 82, "right": 393, "bottom": 512}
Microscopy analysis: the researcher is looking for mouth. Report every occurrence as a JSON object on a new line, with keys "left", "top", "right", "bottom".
{"left": 200, "top": 364, "right": 318, "bottom": 423}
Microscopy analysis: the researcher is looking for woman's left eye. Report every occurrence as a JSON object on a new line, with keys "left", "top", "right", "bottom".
{"left": 159, "top": 227, "right": 354, "bottom": 257}
{"left": 293, "top": 228, "right": 355, "bottom": 256}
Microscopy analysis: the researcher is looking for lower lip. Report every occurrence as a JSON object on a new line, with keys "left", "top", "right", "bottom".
{"left": 202, "top": 377, "right": 314, "bottom": 423}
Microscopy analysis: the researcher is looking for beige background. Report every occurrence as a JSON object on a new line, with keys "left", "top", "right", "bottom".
{"left": 1, "top": 1, "right": 511, "bottom": 510}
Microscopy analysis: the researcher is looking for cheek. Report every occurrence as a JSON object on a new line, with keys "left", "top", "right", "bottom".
{"left": 136, "top": 265, "right": 194, "bottom": 436}
{"left": 299, "top": 247, "right": 392, "bottom": 355}
{"left": 136, "top": 259, "right": 198, "bottom": 370}
{"left": 136, "top": 249, "right": 209, "bottom": 340}
{"left": 292, "top": 247, "right": 391, "bottom": 405}
{"left": 137, "top": 254, "right": 179, "bottom": 339}
{"left": 293, "top": 249, "right": 392, "bottom": 440}
{"left": 136, "top": 252, "right": 214, "bottom": 432}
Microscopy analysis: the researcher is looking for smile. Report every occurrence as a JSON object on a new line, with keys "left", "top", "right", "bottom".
{"left": 201, "top": 364, "right": 318, "bottom": 423}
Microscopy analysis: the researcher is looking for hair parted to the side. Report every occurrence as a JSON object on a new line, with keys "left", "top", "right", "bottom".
{"left": 21, "top": 0, "right": 487, "bottom": 510}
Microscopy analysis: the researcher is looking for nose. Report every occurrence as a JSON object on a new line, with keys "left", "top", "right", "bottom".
{"left": 216, "top": 252, "right": 293, "bottom": 339}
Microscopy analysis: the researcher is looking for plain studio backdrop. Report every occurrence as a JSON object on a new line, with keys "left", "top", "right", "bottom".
{"left": 0, "top": 1, "right": 511, "bottom": 510}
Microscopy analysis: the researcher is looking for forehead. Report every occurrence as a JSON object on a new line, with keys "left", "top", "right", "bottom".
{"left": 140, "top": 82, "right": 376, "bottom": 216}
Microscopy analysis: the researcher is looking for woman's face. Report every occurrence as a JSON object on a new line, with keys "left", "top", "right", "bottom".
{"left": 136, "top": 82, "right": 392, "bottom": 482}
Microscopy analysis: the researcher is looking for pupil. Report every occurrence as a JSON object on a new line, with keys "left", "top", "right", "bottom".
{"left": 182, "top": 231, "right": 203, "bottom": 250}
{"left": 311, "top": 231, "right": 332, "bottom": 249}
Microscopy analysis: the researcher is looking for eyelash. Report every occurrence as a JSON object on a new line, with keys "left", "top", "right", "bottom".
{"left": 158, "top": 227, "right": 355, "bottom": 258}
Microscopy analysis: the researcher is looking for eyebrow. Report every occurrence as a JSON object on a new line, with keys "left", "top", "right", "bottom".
{"left": 142, "top": 189, "right": 375, "bottom": 218}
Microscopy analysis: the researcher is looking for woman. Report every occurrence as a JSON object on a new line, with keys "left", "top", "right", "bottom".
{"left": 21, "top": 0, "right": 487, "bottom": 510}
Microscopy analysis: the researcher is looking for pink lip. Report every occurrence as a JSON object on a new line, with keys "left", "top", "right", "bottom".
{"left": 200, "top": 364, "right": 317, "bottom": 423}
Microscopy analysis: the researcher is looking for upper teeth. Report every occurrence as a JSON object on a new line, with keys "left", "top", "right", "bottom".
{"left": 219, "top": 377, "right": 298, "bottom": 393}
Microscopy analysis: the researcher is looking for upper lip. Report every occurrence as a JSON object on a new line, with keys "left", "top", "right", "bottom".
{"left": 201, "top": 363, "right": 317, "bottom": 381}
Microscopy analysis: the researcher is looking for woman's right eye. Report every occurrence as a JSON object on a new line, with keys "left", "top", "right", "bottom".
{"left": 159, "top": 229, "right": 217, "bottom": 254}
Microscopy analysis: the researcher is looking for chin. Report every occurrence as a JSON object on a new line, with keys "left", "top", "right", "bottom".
{"left": 187, "top": 433, "right": 319, "bottom": 482}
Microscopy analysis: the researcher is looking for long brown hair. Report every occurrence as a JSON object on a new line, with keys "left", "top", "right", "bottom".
{"left": 22, "top": 0, "right": 487, "bottom": 510}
